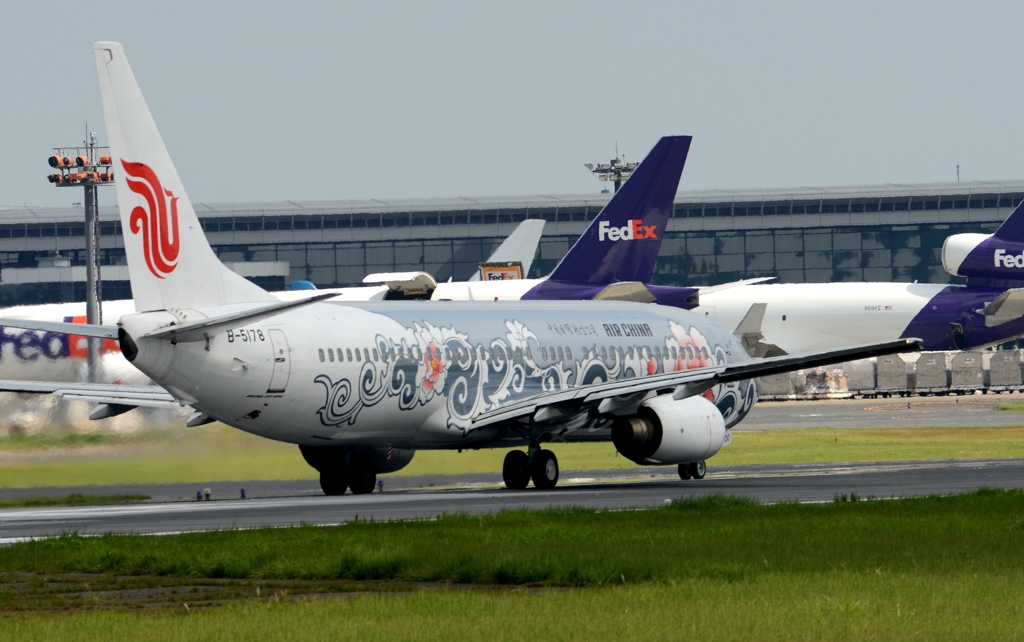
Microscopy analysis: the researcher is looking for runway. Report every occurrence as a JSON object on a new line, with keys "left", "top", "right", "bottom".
{"left": 2, "top": 458, "right": 1022, "bottom": 542}
{"left": 739, "top": 393, "right": 1024, "bottom": 431}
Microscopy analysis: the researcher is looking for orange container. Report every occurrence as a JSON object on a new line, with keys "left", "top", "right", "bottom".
{"left": 99, "top": 155, "right": 112, "bottom": 165}
{"left": 75, "top": 156, "right": 89, "bottom": 167}
{"left": 48, "top": 155, "right": 61, "bottom": 168}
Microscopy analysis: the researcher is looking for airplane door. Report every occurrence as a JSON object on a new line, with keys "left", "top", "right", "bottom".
{"left": 267, "top": 329, "right": 291, "bottom": 393}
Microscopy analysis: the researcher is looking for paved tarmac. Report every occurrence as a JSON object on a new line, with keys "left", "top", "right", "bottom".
{"left": 738, "top": 393, "right": 1024, "bottom": 430}
{"left": 2, "top": 458, "right": 1021, "bottom": 542}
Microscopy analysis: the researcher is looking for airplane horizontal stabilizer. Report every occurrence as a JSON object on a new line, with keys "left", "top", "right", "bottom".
{"left": 0, "top": 380, "right": 178, "bottom": 408}
{"left": 143, "top": 291, "right": 340, "bottom": 342}
{"left": 0, "top": 319, "right": 119, "bottom": 339}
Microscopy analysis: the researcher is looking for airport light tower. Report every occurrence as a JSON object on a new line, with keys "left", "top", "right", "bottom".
{"left": 45, "top": 130, "right": 114, "bottom": 379}
{"left": 584, "top": 145, "right": 638, "bottom": 193}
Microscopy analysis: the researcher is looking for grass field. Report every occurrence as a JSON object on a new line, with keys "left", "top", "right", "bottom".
{"left": 3, "top": 423, "right": 1024, "bottom": 488}
{"left": 0, "top": 494, "right": 148, "bottom": 509}
{"left": 1, "top": 490, "right": 1023, "bottom": 640}
{"left": 997, "top": 401, "right": 1024, "bottom": 411}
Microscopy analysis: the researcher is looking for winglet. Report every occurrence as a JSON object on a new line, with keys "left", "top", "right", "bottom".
{"left": 547, "top": 136, "right": 691, "bottom": 284}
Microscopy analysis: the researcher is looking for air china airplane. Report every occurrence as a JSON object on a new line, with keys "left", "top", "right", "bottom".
{"left": 0, "top": 43, "right": 917, "bottom": 495}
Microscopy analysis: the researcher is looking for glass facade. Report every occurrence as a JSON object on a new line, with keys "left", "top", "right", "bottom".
{"left": 0, "top": 183, "right": 1020, "bottom": 305}
{"left": 208, "top": 238, "right": 510, "bottom": 286}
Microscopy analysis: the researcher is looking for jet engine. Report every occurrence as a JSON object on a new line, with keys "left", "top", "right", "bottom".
{"left": 941, "top": 233, "right": 992, "bottom": 277}
{"left": 611, "top": 394, "right": 726, "bottom": 466}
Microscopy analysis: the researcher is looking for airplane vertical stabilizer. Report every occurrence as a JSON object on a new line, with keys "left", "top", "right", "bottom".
{"left": 994, "top": 199, "right": 1024, "bottom": 241}
{"left": 93, "top": 42, "right": 275, "bottom": 312}
{"left": 546, "top": 136, "right": 691, "bottom": 284}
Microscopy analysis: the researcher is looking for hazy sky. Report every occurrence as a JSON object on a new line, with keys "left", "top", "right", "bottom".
{"left": 3, "top": 2, "right": 1024, "bottom": 208}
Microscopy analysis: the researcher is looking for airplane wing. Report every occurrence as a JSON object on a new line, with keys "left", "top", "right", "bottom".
{"left": 980, "top": 288, "right": 1024, "bottom": 326}
{"left": 0, "top": 380, "right": 181, "bottom": 419}
{"left": 698, "top": 277, "right": 776, "bottom": 295}
{"left": 471, "top": 338, "right": 922, "bottom": 428}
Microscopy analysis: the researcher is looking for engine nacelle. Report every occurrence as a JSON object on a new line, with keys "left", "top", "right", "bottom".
{"left": 942, "top": 233, "right": 991, "bottom": 277}
{"left": 941, "top": 232, "right": 1024, "bottom": 280}
{"left": 611, "top": 394, "right": 726, "bottom": 466}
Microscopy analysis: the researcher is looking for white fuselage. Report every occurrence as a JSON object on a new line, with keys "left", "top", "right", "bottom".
{"left": 119, "top": 300, "right": 756, "bottom": 449}
{"left": 696, "top": 282, "right": 946, "bottom": 354}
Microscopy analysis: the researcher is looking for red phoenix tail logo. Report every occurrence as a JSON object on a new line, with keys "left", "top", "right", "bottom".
{"left": 121, "top": 160, "right": 180, "bottom": 279}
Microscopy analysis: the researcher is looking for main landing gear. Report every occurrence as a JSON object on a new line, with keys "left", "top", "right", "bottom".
{"left": 300, "top": 445, "right": 414, "bottom": 496}
{"left": 678, "top": 460, "right": 706, "bottom": 480}
{"left": 502, "top": 447, "right": 559, "bottom": 490}
{"left": 317, "top": 454, "right": 377, "bottom": 495}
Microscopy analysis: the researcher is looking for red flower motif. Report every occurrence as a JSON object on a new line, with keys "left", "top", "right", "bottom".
{"left": 422, "top": 341, "right": 444, "bottom": 393}
{"left": 647, "top": 358, "right": 657, "bottom": 375}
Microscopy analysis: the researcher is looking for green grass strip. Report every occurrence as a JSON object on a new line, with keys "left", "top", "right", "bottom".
{"left": 4, "top": 489, "right": 1024, "bottom": 587}
{"left": 3, "top": 577, "right": 1022, "bottom": 642}
{"left": 0, "top": 494, "right": 148, "bottom": 509}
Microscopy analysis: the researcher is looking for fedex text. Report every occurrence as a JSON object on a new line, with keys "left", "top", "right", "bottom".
{"left": 598, "top": 219, "right": 658, "bottom": 242}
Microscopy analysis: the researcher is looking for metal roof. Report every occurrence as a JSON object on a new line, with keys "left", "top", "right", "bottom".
{"left": 3, "top": 179, "right": 1024, "bottom": 225}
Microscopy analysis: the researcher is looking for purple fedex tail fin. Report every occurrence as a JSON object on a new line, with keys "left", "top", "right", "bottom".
{"left": 547, "top": 136, "right": 691, "bottom": 284}
{"left": 994, "top": 199, "right": 1024, "bottom": 240}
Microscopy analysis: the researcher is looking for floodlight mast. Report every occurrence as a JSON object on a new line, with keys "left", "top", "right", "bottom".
{"left": 584, "top": 147, "right": 638, "bottom": 193}
{"left": 44, "top": 129, "right": 114, "bottom": 380}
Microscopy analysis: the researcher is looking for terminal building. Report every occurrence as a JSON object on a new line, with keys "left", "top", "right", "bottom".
{"left": 1, "top": 179, "right": 1023, "bottom": 306}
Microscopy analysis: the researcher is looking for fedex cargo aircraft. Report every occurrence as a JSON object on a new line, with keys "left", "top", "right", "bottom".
{"left": 0, "top": 42, "right": 914, "bottom": 494}
{"left": 697, "top": 205, "right": 1024, "bottom": 356}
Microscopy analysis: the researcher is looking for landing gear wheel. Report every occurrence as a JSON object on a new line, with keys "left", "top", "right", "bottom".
{"left": 502, "top": 450, "right": 530, "bottom": 489}
{"left": 531, "top": 449, "right": 559, "bottom": 489}
{"left": 347, "top": 456, "right": 377, "bottom": 494}
{"left": 319, "top": 470, "right": 348, "bottom": 496}
{"left": 689, "top": 460, "right": 706, "bottom": 480}
{"left": 677, "top": 463, "right": 692, "bottom": 480}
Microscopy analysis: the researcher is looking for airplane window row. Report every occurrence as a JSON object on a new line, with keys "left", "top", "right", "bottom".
{"left": 317, "top": 345, "right": 538, "bottom": 364}
{"left": 318, "top": 343, "right": 710, "bottom": 365}
{"left": 547, "top": 344, "right": 706, "bottom": 362}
